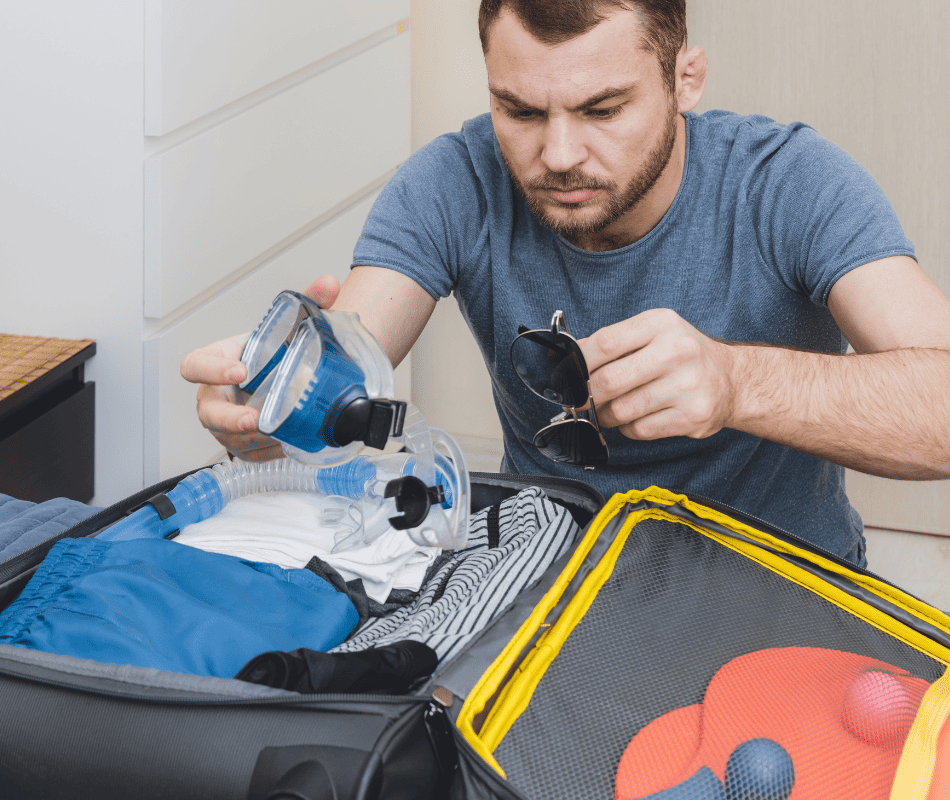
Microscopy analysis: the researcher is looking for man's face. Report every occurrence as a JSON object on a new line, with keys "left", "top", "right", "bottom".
{"left": 484, "top": 8, "right": 681, "bottom": 246}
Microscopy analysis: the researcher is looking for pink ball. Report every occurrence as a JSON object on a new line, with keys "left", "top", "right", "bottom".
{"left": 841, "top": 670, "right": 916, "bottom": 749}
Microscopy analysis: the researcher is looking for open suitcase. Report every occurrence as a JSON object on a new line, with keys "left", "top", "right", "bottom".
{"left": 1, "top": 476, "right": 949, "bottom": 800}
{"left": 437, "top": 487, "right": 950, "bottom": 800}
{"left": 0, "top": 469, "right": 604, "bottom": 799}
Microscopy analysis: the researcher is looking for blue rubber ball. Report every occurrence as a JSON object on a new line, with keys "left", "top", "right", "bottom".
{"left": 724, "top": 739, "right": 795, "bottom": 800}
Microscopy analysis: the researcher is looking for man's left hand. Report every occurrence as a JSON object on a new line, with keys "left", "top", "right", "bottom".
{"left": 578, "top": 308, "right": 736, "bottom": 441}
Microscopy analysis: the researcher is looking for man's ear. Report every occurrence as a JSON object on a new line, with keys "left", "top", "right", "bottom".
{"left": 676, "top": 45, "right": 708, "bottom": 113}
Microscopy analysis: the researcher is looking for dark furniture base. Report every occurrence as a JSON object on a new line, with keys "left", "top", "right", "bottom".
{"left": 0, "top": 337, "right": 96, "bottom": 503}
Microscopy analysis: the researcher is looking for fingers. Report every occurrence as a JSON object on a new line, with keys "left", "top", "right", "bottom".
{"left": 180, "top": 333, "right": 250, "bottom": 386}
{"left": 597, "top": 370, "right": 720, "bottom": 439}
{"left": 616, "top": 407, "right": 695, "bottom": 441}
{"left": 195, "top": 384, "right": 256, "bottom": 433}
{"left": 580, "top": 309, "right": 734, "bottom": 440}
{"left": 579, "top": 308, "right": 679, "bottom": 374}
{"left": 303, "top": 274, "right": 342, "bottom": 308}
{"left": 585, "top": 315, "right": 690, "bottom": 413}
{"left": 195, "top": 386, "right": 284, "bottom": 460}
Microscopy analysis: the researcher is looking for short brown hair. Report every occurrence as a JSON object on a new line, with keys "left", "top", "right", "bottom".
{"left": 478, "top": 0, "right": 687, "bottom": 93}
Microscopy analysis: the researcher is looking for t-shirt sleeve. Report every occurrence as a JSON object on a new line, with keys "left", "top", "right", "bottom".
{"left": 745, "top": 120, "right": 916, "bottom": 306}
{"left": 351, "top": 131, "right": 487, "bottom": 300}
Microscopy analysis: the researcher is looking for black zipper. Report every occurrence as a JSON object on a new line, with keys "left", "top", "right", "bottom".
{"left": 452, "top": 728, "right": 526, "bottom": 800}
{"left": 0, "top": 659, "right": 433, "bottom": 709}
{"left": 470, "top": 471, "right": 605, "bottom": 512}
{"left": 685, "top": 491, "right": 875, "bottom": 573}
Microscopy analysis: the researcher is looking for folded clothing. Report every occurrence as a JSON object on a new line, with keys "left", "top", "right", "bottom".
{"left": 332, "top": 486, "right": 580, "bottom": 664}
{"left": 0, "top": 493, "right": 101, "bottom": 562}
{"left": 173, "top": 491, "right": 439, "bottom": 604}
{"left": 0, "top": 537, "right": 358, "bottom": 678}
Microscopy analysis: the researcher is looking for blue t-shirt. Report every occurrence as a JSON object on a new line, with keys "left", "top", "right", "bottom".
{"left": 352, "top": 110, "right": 915, "bottom": 562}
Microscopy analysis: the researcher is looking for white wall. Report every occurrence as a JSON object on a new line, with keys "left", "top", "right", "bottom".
{"left": 408, "top": 0, "right": 500, "bottom": 441}
{"left": 686, "top": 0, "right": 950, "bottom": 536}
{"left": 0, "top": 4, "right": 146, "bottom": 504}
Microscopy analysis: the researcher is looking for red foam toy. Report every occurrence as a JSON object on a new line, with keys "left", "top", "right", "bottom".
{"left": 615, "top": 647, "right": 930, "bottom": 800}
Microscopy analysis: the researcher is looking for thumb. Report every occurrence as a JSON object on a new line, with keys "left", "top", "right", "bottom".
{"left": 302, "top": 275, "right": 342, "bottom": 309}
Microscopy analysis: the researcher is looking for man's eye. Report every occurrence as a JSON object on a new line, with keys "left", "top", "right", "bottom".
{"left": 586, "top": 105, "right": 624, "bottom": 120}
{"left": 504, "top": 106, "right": 542, "bottom": 121}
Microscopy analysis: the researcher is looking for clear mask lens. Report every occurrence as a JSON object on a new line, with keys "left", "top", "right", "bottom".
{"left": 240, "top": 291, "right": 318, "bottom": 392}
{"left": 258, "top": 319, "right": 327, "bottom": 435}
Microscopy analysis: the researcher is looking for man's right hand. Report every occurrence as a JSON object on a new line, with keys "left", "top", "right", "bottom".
{"left": 179, "top": 332, "right": 285, "bottom": 462}
{"left": 179, "top": 275, "right": 342, "bottom": 462}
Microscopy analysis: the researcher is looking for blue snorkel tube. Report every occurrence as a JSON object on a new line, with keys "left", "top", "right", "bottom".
{"left": 101, "top": 292, "right": 470, "bottom": 550}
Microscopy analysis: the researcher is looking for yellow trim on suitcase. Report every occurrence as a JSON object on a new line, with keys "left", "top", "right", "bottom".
{"left": 455, "top": 491, "right": 637, "bottom": 777}
{"left": 456, "top": 486, "right": 950, "bottom": 778}
{"left": 890, "top": 667, "right": 950, "bottom": 800}
{"left": 477, "top": 503, "right": 638, "bottom": 753}
{"left": 667, "top": 492, "right": 950, "bottom": 665}
{"left": 668, "top": 511, "right": 950, "bottom": 666}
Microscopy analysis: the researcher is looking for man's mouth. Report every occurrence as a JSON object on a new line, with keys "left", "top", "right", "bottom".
{"left": 546, "top": 188, "right": 602, "bottom": 204}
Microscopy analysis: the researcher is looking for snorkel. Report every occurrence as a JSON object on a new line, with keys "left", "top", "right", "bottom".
{"left": 101, "top": 291, "right": 470, "bottom": 552}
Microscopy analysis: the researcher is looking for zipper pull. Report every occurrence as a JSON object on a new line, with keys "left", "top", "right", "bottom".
{"left": 431, "top": 685, "right": 454, "bottom": 708}
{"left": 425, "top": 687, "right": 458, "bottom": 778}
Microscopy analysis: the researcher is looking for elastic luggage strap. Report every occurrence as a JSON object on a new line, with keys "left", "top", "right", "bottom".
{"left": 456, "top": 486, "right": 950, "bottom": 778}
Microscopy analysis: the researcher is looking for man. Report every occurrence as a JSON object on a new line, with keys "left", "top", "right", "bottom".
{"left": 182, "top": 0, "right": 950, "bottom": 565}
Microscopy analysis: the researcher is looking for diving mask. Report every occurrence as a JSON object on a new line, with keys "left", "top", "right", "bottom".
{"left": 239, "top": 290, "right": 405, "bottom": 466}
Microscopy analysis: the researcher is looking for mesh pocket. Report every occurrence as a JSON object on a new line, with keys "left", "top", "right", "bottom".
{"left": 488, "top": 517, "right": 946, "bottom": 800}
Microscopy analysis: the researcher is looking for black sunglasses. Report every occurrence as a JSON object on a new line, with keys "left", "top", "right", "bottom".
{"left": 510, "top": 310, "right": 609, "bottom": 469}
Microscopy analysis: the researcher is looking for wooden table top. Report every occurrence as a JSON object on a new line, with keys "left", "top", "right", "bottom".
{"left": 0, "top": 334, "right": 96, "bottom": 403}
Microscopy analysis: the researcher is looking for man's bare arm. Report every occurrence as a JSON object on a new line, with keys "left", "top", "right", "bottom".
{"left": 727, "top": 256, "right": 950, "bottom": 478}
{"left": 582, "top": 255, "right": 950, "bottom": 479}
{"left": 331, "top": 266, "right": 437, "bottom": 368}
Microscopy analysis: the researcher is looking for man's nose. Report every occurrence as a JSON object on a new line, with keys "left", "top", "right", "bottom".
{"left": 540, "top": 116, "right": 588, "bottom": 174}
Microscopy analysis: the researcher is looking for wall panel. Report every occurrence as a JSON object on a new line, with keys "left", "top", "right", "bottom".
{"left": 144, "top": 33, "right": 410, "bottom": 319}
{"left": 688, "top": 0, "right": 949, "bottom": 534}
{"left": 145, "top": 0, "right": 410, "bottom": 134}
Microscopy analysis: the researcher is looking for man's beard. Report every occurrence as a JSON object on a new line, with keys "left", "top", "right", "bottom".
{"left": 503, "top": 103, "right": 678, "bottom": 241}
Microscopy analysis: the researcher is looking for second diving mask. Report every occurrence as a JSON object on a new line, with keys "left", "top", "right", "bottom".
{"left": 239, "top": 290, "right": 405, "bottom": 467}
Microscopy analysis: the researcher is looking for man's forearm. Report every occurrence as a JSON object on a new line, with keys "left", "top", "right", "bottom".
{"left": 727, "top": 345, "right": 950, "bottom": 479}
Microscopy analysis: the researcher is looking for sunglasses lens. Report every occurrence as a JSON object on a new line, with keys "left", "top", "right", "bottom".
{"left": 533, "top": 420, "right": 609, "bottom": 466}
{"left": 511, "top": 330, "right": 590, "bottom": 407}
{"left": 241, "top": 292, "right": 316, "bottom": 392}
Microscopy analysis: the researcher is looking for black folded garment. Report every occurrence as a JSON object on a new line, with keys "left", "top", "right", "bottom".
{"left": 234, "top": 640, "right": 439, "bottom": 694}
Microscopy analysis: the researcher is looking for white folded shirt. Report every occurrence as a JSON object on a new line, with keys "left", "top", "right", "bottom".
{"left": 174, "top": 491, "right": 439, "bottom": 603}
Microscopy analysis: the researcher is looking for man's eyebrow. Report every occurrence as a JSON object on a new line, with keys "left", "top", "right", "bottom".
{"left": 488, "top": 82, "right": 639, "bottom": 112}
{"left": 488, "top": 85, "right": 538, "bottom": 109}
{"left": 572, "top": 83, "right": 639, "bottom": 110}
